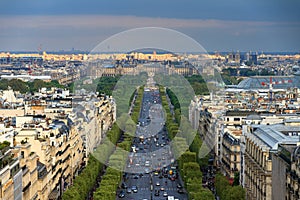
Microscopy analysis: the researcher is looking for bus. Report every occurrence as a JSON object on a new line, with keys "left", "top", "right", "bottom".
{"left": 168, "top": 196, "right": 174, "bottom": 200}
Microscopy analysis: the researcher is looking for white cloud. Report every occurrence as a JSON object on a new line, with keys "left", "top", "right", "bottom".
{"left": 0, "top": 15, "right": 282, "bottom": 29}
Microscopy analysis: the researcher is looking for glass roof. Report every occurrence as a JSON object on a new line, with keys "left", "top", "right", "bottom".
{"left": 237, "top": 76, "right": 300, "bottom": 90}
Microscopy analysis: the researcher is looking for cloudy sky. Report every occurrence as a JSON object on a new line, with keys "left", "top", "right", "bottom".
{"left": 1, "top": 0, "right": 300, "bottom": 52}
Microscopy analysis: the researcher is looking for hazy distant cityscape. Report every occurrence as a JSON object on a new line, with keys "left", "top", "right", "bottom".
{"left": 1, "top": 0, "right": 300, "bottom": 200}
{"left": 0, "top": 49, "right": 299, "bottom": 200}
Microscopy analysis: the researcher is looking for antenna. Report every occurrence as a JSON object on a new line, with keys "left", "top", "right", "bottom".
{"left": 38, "top": 44, "right": 42, "bottom": 55}
{"left": 261, "top": 76, "right": 293, "bottom": 110}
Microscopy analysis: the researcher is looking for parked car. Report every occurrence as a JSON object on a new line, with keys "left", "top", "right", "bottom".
{"left": 132, "top": 185, "right": 138, "bottom": 193}
{"left": 118, "top": 190, "right": 125, "bottom": 198}
{"left": 126, "top": 188, "right": 132, "bottom": 193}
{"left": 121, "top": 182, "right": 128, "bottom": 189}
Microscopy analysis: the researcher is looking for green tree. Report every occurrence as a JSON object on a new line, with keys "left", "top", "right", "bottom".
{"left": 186, "top": 177, "right": 202, "bottom": 193}
{"left": 215, "top": 173, "right": 230, "bottom": 198}
{"left": 32, "top": 79, "right": 46, "bottom": 91}
{"left": 179, "top": 151, "right": 196, "bottom": 169}
{"left": 233, "top": 172, "right": 240, "bottom": 186}
{"left": 0, "top": 79, "right": 9, "bottom": 90}
{"left": 62, "top": 189, "right": 81, "bottom": 200}
{"left": 223, "top": 186, "right": 245, "bottom": 200}
{"left": 158, "top": 85, "right": 214, "bottom": 200}
{"left": 183, "top": 162, "right": 202, "bottom": 181}
{"left": 189, "top": 188, "right": 215, "bottom": 200}
{"left": 8, "top": 79, "right": 28, "bottom": 93}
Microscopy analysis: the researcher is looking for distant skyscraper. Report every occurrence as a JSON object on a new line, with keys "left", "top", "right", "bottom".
{"left": 249, "top": 52, "right": 258, "bottom": 65}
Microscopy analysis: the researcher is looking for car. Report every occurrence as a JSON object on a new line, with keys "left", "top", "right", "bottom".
{"left": 118, "top": 190, "right": 125, "bottom": 198}
{"left": 163, "top": 191, "right": 168, "bottom": 197}
{"left": 177, "top": 189, "right": 184, "bottom": 194}
{"left": 145, "top": 161, "right": 150, "bottom": 167}
{"left": 177, "top": 183, "right": 183, "bottom": 189}
{"left": 154, "top": 189, "right": 160, "bottom": 196}
{"left": 156, "top": 182, "right": 160, "bottom": 186}
{"left": 133, "top": 175, "right": 139, "bottom": 179}
{"left": 132, "top": 185, "right": 138, "bottom": 193}
{"left": 126, "top": 188, "right": 132, "bottom": 193}
{"left": 121, "top": 182, "right": 128, "bottom": 189}
{"left": 160, "top": 187, "right": 165, "bottom": 191}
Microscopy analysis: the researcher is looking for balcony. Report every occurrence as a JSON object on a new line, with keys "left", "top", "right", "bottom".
{"left": 37, "top": 161, "right": 48, "bottom": 180}
{"left": 0, "top": 153, "right": 17, "bottom": 171}
{"left": 22, "top": 181, "right": 31, "bottom": 192}
{"left": 0, "top": 142, "right": 10, "bottom": 155}
{"left": 290, "top": 170, "right": 299, "bottom": 180}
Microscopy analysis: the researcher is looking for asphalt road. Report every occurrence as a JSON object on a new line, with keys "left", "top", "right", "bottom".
{"left": 116, "top": 87, "right": 188, "bottom": 200}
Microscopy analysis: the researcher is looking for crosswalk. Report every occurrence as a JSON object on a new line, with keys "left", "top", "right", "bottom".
{"left": 139, "top": 187, "right": 178, "bottom": 191}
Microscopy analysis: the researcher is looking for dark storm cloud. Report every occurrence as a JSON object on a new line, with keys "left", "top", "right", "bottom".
{"left": 0, "top": 0, "right": 299, "bottom": 51}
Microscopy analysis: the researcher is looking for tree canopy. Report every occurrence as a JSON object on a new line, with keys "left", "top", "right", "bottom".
{"left": 0, "top": 79, "right": 65, "bottom": 93}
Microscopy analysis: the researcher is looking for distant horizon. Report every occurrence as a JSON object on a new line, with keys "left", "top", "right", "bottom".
{"left": 1, "top": 50, "right": 300, "bottom": 55}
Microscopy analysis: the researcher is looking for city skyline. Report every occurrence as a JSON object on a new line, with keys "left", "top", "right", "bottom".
{"left": 0, "top": 0, "right": 300, "bottom": 52}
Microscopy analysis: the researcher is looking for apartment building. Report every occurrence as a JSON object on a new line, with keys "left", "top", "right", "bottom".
{"left": 221, "top": 130, "right": 241, "bottom": 179}
{"left": 272, "top": 143, "right": 300, "bottom": 200}
{"left": 71, "top": 95, "right": 116, "bottom": 157}
{"left": 195, "top": 98, "right": 224, "bottom": 167}
{"left": 0, "top": 144, "right": 22, "bottom": 200}
{"left": 0, "top": 88, "right": 116, "bottom": 200}
{"left": 189, "top": 96, "right": 202, "bottom": 130}
{"left": 286, "top": 145, "right": 300, "bottom": 200}
{"left": 190, "top": 95, "right": 240, "bottom": 170}
{"left": 243, "top": 123, "right": 300, "bottom": 200}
